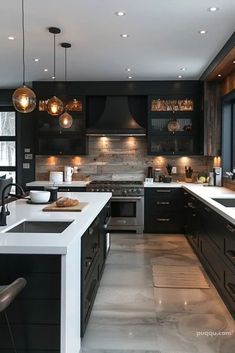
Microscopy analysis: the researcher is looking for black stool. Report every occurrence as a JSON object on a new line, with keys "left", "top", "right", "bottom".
{"left": 0, "top": 278, "right": 27, "bottom": 353}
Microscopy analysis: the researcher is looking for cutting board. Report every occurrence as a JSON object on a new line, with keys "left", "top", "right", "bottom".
{"left": 42, "top": 201, "right": 88, "bottom": 212}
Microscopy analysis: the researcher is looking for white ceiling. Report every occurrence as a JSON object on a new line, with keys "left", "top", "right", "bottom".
{"left": 0, "top": 0, "right": 234, "bottom": 88}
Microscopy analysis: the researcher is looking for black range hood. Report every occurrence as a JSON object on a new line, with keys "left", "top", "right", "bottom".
{"left": 86, "top": 96, "right": 146, "bottom": 136}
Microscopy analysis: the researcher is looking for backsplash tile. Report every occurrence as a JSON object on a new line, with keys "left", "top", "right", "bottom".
{"left": 35, "top": 137, "right": 216, "bottom": 181}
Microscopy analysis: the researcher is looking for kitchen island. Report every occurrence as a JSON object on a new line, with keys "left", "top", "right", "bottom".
{"left": 0, "top": 192, "right": 111, "bottom": 353}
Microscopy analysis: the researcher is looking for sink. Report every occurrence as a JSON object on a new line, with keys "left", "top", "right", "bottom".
{"left": 6, "top": 220, "right": 73, "bottom": 233}
{"left": 212, "top": 198, "right": 235, "bottom": 207}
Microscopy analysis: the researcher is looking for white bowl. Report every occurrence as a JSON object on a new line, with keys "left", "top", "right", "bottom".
{"left": 30, "top": 190, "right": 50, "bottom": 203}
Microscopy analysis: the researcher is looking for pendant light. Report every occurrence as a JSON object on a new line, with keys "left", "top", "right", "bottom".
{"left": 59, "top": 42, "right": 73, "bottom": 129}
{"left": 12, "top": 0, "right": 36, "bottom": 113}
{"left": 47, "top": 27, "right": 64, "bottom": 116}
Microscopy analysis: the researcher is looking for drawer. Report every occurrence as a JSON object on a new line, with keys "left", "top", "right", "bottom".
{"left": 146, "top": 198, "right": 182, "bottom": 212}
{"left": 225, "top": 236, "right": 235, "bottom": 268}
{"left": 145, "top": 212, "right": 183, "bottom": 233}
{"left": 224, "top": 266, "right": 235, "bottom": 303}
{"left": 145, "top": 188, "right": 182, "bottom": 199}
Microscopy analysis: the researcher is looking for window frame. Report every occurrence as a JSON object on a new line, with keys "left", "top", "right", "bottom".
{"left": 0, "top": 106, "right": 17, "bottom": 182}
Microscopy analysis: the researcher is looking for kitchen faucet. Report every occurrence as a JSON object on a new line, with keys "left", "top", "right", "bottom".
{"left": 0, "top": 183, "right": 25, "bottom": 226}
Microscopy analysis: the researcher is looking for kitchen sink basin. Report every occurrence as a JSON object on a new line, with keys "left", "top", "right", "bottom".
{"left": 212, "top": 198, "right": 235, "bottom": 207}
{"left": 6, "top": 220, "right": 73, "bottom": 233}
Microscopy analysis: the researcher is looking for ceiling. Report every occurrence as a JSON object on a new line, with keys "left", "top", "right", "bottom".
{"left": 0, "top": 0, "right": 235, "bottom": 88}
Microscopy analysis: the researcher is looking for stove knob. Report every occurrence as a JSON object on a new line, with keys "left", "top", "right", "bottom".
{"left": 137, "top": 188, "right": 141, "bottom": 194}
{"left": 133, "top": 189, "right": 137, "bottom": 193}
{"left": 91, "top": 188, "right": 95, "bottom": 192}
{"left": 123, "top": 189, "right": 127, "bottom": 195}
{"left": 101, "top": 189, "right": 105, "bottom": 192}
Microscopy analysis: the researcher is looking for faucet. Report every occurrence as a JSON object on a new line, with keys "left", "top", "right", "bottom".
{"left": 0, "top": 183, "right": 25, "bottom": 226}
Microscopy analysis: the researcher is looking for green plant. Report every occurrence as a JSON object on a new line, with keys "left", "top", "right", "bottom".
{"left": 166, "top": 163, "right": 173, "bottom": 176}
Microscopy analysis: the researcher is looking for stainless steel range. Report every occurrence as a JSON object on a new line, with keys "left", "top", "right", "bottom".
{"left": 87, "top": 181, "right": 144, "bottom": 233}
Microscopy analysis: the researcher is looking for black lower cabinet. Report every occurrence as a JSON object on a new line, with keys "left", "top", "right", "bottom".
{"left": 81, "top": 202, "right": 110, "bottom": 337}
{"left": 184, "top": 190, "right": 235, "bottom": 318}
{"left": 144, "top": 188, "right": 183, "bottom": 233}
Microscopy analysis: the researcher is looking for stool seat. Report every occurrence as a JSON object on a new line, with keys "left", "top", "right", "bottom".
{"left": 0, "top": 278, "right": 27, "bottom": 312}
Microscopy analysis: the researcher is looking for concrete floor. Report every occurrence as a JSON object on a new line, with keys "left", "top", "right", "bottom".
{"left": 81, "top": 233, "right": 235, "bottom": 353}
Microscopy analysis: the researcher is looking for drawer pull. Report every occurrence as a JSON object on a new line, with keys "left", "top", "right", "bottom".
{"left": 85, "top": 257, "right": 92, "bottom": 268}
{"left": 226, "top": 224, "right": 235, "bottom": 233}
{"left": 227, "top": 282, "right": 235, "bottom": 296}
{"left": 187, "top": 202, "right": 196, "bottom": 209}
{"left": 156, "top": 190, "right": 171, "bottom": 193}
{"left": 156, "top": 218, "right": 170, "bottom": 222}
{"left": 156, "top": 201, "right": 170, "bottom": 205}
{"left": 226, "top": 250, "right": 235, "bottom": 258}
{"left": 204, "top": 206, "right": 211, "bottom": 213}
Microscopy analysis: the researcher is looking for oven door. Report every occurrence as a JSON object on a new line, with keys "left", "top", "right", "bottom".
{"left": 109, "top": 196, "right": 144, "bottom": 227}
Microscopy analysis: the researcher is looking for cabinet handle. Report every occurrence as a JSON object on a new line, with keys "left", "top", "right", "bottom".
{"left": 187, "top": 202, "right": 196, "bottom": 209}
{"left": 227, "top": 282, "right": 235, "bottom": 296}
{"left": 85, "top": 257, "right": 92, "bottom": 268}
{"left": 204, "top": 206, "right": 211, "bottom": 213}
{"left": 89, "top": 227, "right": 94, "bottom": 235}
{"left": 156, "top": 189, "right": 171, "bottom": 193}
{"left": 226, "top": 224, "right": 235, "bottom": 233}
{"left": 226, "top": 250, "right": 235, "bottom": 259}
{"left": 156, "top": 218, "right": 170, "bottom": 222}
{"left": 192, "top": 213, "right": 196, "bottom": 217}
{"left": 156, "top": 201, "right": 170, "bottom": 205}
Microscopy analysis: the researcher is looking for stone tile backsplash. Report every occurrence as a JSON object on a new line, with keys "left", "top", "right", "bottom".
{"left": 35, "top": 137, "right": 217, "bottom": 181}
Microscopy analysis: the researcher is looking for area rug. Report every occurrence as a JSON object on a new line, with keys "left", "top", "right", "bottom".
{"left": 152, "top": 265, "right": 210, "bottom": 289}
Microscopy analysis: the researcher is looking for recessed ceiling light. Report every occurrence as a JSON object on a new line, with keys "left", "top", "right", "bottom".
{"left": 120, "top": 34, "right": 129, "bottom": 38}
{"left": 178, "top": 75, "right": 182, "bottom": 78}
{"left": 8, "top": 36, "right": 15, "bottom": 40}
{"left": 217, "top": 74, "right": 222, "bottom": 77}
{"left": 44, "top": 68, "right": 48, "bottom": 72}
{"left": 34, "top": 58, "right": 40, "bottom": 62}
{"left": 198, "top": 30, "right": 207, "bottom": 35}
{"left": 115, "top": 11, "right": 126, "bottom": 16}
{"left": 180, "top": 67, "right": 187, "bottom": 71}
{"left": 126, "top": 68, "right": 131, "bottom": 72}
{"left": 208, "top": 7, "right": 219, "bottom": 12}
{"left": 128, "top": 76, "right": 132, "bottom": 79}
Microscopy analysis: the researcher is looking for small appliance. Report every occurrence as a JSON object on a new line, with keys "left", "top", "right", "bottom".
{"left": 213, "top": 167, "right": 222, "bottom": 186}
{"left": 49, "top": 172, "right": 63, "bottom": 184}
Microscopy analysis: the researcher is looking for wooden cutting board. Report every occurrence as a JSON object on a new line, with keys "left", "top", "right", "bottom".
{"left": 42, "top": 201, "right": 88, "bottom": 212}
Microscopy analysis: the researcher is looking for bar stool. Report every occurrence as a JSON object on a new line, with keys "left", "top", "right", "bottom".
{"left": 0, "top": 278, "right": 27, "bottom": 353}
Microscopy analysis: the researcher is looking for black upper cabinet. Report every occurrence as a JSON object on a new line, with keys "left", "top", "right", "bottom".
{"left": 34, "top": 93, "right": 87, "bottom": 155}
{"left": 147, "top": 84, "right": 204, "bottom": 155}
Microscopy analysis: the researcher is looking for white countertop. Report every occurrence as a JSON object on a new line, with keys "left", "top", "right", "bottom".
{"left": 144, "top": 181, "right": 235, "bottom": 226}
{"left": 0, "top": 192, "right": 111, "bottom": 255}
{"left": 26, "top": 181, "right": 90, "bottom": 187}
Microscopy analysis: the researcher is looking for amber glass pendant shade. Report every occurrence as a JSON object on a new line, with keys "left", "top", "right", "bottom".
{"left": 59, "top": 111, "right": 73, "bottom": 128}
{"left": 12, "top": 85, "right": 36, "bottom": 113}
{"left": 47, "top": 96, "right": 64, "bottom": 116}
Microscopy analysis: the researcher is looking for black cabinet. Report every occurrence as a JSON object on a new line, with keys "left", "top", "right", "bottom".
{"left": 147, "top": 96, "right": 203, "bottom": 155}
{"left": 80, "top": 202, "right": 110, "bottom": 336}
{"left": 144, "top": 188, "right": 183, "bottom": 233}
{"left": 35, "top": 96, "right": 87, "bottom": 155}
{"left": 184, "top": 192, "right": 235, "bottom": 317}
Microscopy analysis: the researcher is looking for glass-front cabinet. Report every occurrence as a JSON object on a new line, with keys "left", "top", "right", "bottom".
{"left": 148, "top": 97, "right": 202, "bottom": 155}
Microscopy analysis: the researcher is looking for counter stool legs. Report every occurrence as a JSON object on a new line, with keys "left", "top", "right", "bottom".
{"left": 0, "top": 278, "right": 27, "bottom": 353}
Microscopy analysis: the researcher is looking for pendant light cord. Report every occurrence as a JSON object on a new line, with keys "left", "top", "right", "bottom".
{"left": 53, "top": 33, "right": 56, "bottom": 79}
{"left": 65, "top": 47, "right": 67, "bottom": 81}
{"left": 22, "top": 0, "right": 25, "bottom": 85}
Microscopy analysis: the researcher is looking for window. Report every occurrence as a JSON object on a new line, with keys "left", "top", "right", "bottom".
{"left": 0, "top": 109, "right": 16, "bottom": 182}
